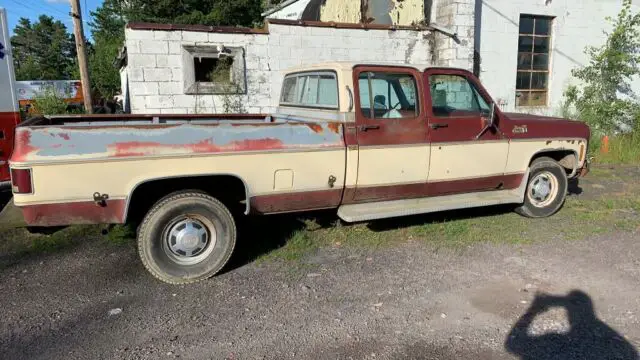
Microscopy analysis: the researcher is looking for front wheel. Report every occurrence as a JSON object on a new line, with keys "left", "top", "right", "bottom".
{"left": 137, "top": 191, "right": 236, "bottom": 284}
{"left": 515, "top": 157, "right": 568, "bottom": 218}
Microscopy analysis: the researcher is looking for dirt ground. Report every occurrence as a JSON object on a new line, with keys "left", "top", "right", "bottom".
{"left": 0, "top": 166, "right": 639, "bottom": 360}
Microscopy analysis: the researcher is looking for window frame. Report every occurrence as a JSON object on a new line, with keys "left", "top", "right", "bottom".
{"left": 515, "top": 14, "right": 554, "bottom": 107}
{"left": 357, "top": 71, "right": 420, "bottom": 120}
{"left": 279, "top": 70, "right": 340, "bottom": 110}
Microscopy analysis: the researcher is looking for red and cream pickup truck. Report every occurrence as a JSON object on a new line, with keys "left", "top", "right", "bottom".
{"left": 9, "top": 63, "right": 590, "bottom": 284}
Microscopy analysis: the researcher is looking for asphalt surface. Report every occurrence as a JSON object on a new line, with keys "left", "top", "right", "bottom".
{"left": 1, "top": 172, "right": 639, "bottom": 359}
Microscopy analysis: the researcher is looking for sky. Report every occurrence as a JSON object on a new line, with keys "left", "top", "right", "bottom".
{"left": 0, "top": 0, "right": 102, "bottom": 39}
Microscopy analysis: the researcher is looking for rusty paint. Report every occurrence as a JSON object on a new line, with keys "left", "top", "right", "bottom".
{"left": 11, "top": 121, "right": 345, "bottom": 164}
{"left": 250, "top": 189, "right": 343, "bottom": 214}
{"left": 20, "top": 199, "right": 126, "bottom": 226}
{"left": 328, "top": 122, "right": 342, "bottom": 134}
{"left": 306, "top": 123, "right": 324, "bottom": 133}
{"left": 110, "top": 138, "right": 286, "bottom": 158}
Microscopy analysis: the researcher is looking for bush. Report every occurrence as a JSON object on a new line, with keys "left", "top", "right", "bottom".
{"left": 31, "top": 86, "right": 72, "bottom": 115}
{"left": 563, "top": 0, "right": 640, "bottom": 135}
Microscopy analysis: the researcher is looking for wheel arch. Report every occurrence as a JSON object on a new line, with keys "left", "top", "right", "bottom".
{"left": 124, "top": 173, "right": 250, "bottom": 224}
{"left": 528, "top": 149, "right": 579, "bottom": 177}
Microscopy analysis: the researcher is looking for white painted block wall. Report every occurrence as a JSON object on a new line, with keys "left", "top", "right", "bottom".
{"left": 123, "top": 23, "right": 441, "bottom": 114}
{"left": 477, "top": 0, "right": 640, "bottom": 114}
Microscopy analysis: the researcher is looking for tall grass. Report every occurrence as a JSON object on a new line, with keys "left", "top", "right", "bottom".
{"left": 593, "top": 132, "right": 640, "bottom": 164}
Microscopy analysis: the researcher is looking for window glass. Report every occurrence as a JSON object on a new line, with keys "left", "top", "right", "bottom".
{"left": 281, "top": 77, "right": 297, "bottom": 103}
{"left": 516, "top": 14, "right": 553, "bottom": 107}
{"left": 428, "top": 74, "right": 490, "bottom": 117}
{"left": 358, "top": 72, "right": 418, "bottom": 119}
{"left": 280, "top": 72, "right": 338, "bottom": 108}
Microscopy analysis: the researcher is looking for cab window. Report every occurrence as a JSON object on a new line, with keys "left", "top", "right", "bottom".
{"left": 428, "top": 74, "right": 490, "bottom": 117}
{"left": 280, "top": 71, "right": 339, "bottom": 109}
{"left": 358, "top": 72, "right": 418, "bottom": 119}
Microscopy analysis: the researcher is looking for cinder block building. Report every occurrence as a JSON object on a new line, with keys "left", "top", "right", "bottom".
{"left": 119, "top": 0, "right": 640, "bottom": 115}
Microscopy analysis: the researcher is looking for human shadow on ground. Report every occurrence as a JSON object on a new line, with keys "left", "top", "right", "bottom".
{"left": 505, "top": 290, "right": 638, "bottom": 360}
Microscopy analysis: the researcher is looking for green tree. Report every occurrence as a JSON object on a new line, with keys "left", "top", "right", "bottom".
{"left": 10, "top": 16, "right": 77, "bottom": 81}
{"left": 564, "top": 0, "right": 640, "bottom": 134}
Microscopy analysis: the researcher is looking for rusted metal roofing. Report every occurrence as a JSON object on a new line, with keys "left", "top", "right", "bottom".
{"left": 126, "top": 22, "right": 269, "bottom": 34}
{"left": 125, "top": 18, "right": 428, "bottom": 35}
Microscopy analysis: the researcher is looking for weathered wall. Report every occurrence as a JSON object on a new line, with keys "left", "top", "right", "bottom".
{"left": 477, "top": 0, "right": 640, "bottom": 114}
{"left": 123, "top": 21, "right": 446, "bottom": 114}
{"left": 432, "top": 0, "right": 475, "bottom": 70}
{"left": 319, "top": 0, "right": 361, "bottom": 23}
{"left": 268, "top": 0, "right": 428, "bottom": 26}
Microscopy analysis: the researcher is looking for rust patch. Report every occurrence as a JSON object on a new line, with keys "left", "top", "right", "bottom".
{"left": 328, "top": 122, "right": 342, "bottom": 134}
{"left": 110, "top": 138, "right": 286, "bottom": 158}
{"left": 307, "top": 123, "right": 324, "bottom": 133}
{"left": 12, "top": 130, "right": 39, "bottom": 162}
{"left": 20, "top": 199, "right": 126, "bottom": 226}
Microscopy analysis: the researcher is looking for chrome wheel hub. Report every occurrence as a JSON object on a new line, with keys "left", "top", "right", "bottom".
{"left": 528, "top": 171, "right": 558, "bottom": 207}
{"left": 163, "top": 216, "right": 216, "bottom": 265}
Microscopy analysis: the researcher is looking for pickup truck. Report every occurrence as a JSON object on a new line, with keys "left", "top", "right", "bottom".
{"left": 9, "top": 62, "right": 590, "bottom": 284}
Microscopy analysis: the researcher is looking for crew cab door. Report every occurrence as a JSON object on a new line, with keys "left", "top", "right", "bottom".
{"left": 424, "top": 69, "right": 509, "bottom": 195}
{"left": 349, "top": 66, "right": 430, "bottom": 202}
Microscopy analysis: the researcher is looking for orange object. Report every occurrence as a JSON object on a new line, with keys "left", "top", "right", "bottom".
{"left": 601, "top": 135, "right": 610, "bottom": 153}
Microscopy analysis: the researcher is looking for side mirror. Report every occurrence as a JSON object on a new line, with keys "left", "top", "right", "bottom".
{"left": 476, "top": 102, "right": 497, "bottom": 140}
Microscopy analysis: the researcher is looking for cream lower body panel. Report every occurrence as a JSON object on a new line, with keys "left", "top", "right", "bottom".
{"left": 505, "top": 139, "right": 587, "bottom": 174}
{"left": 428, "top": 141, "right": 509, "bottom": 182}
{"left": 13, "top": 149, "right": 346, "bottom": 206}
{"left": 356, "top": 145, "right": 430, "bottom": 187}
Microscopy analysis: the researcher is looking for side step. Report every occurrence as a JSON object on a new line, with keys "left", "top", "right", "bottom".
{"left": 337, "top": 172, "right": 529, "bottom": 223}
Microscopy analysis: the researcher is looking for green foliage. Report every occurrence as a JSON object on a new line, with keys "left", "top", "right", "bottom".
{"left": 564, "top": 0, "right": 640, "bottom": 134}
{"left": 11, "top": 16, "right": 77, "bottom": 81}
{"left": 595, "top": 133, "right": 640, "bottom": 164}
{"left": 31, "top": 86, "right": 70, "bottom": 115}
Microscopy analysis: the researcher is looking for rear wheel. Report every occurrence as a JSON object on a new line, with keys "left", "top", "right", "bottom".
{"left": 137, "top": 191, "right": 236, "bottom": 284}
{"left": 515, "top": 157, "right": 568, "bottom": 218}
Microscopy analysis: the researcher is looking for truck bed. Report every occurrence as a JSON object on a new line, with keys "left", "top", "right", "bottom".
{"left": 12, "top": 113, "right": 344, "bottom": 164}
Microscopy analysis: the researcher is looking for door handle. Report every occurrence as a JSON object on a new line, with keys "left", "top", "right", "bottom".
{"left": 430, "top": 123, "right": 449, "bottom": 129}
{"left": 358, "top": 124, "right": 380, "bottom": 132}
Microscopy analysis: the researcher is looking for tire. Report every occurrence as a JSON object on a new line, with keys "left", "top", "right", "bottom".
{"left": 515, "top": 157, "right": 568, "bottom": 218}
{"left": 137, "top": 191, "right": 236, "bottom": 285}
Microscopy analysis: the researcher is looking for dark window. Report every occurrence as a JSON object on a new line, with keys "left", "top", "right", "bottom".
{"left": 193, "top": 57, "right": 234, "bottom": 83}
{"left": 358, "top": 72, "right": 418, "bottom": 119}
{"left": 516, "top": 15, "right": 553, "bottom": 107}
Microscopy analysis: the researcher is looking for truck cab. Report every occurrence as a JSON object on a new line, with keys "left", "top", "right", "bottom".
{"left": 8, "top": 62, "right": 590, "bottom": 284}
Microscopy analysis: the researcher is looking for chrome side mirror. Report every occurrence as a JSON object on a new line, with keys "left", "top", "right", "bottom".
{"left": 476, "top": 102, "right": 497, "bottom": 140}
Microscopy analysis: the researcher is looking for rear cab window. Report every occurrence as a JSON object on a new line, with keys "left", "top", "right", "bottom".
{"left": 280, "top": 71, "right": 339, "bottom": 109}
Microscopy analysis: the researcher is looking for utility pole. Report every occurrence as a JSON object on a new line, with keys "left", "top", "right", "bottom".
{"left": 69, "top": 0, "right": 93, "bottom": 113}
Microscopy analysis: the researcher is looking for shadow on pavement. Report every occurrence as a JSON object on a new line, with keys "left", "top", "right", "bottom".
{"left": 505, "top": 290, "right": 638, "bottom": 360}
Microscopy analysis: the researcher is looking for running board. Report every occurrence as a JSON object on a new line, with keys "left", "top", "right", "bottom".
{"left": 337, "top": 171, "right": 529, "bottom": 223}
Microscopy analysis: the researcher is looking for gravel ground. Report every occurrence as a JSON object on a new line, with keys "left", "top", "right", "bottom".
{"left": 1, "top": 170, "right": 639, "bottom": 360}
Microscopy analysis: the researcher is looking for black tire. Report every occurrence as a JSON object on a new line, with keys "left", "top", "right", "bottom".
{"left": 515, "top": 157, "right": 568, "bottom": 218}
{"left": 137, "top": 191, "right": 236, "bottom": 284}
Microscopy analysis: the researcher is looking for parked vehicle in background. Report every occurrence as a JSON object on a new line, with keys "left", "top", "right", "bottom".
{"left": 0, "top": 8, "right": 20, "bottom": 190}
{"left": 8, "top": 62, "right": 590, "bottom": 284}
{"left": 15, "top": 80, "right": 84, "bottom": 114}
